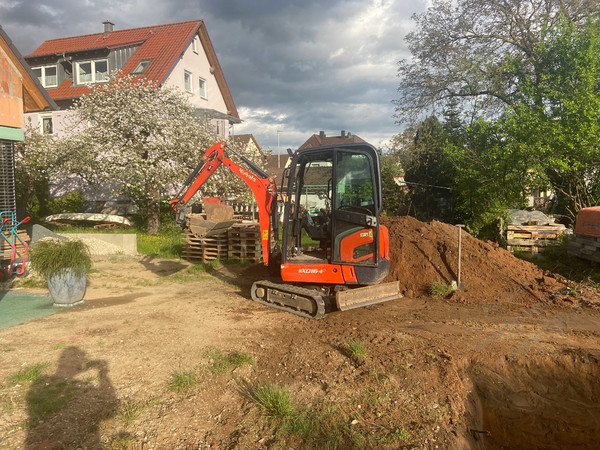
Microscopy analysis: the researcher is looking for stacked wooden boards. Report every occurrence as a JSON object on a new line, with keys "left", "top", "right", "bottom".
{"left": 506, "top": 225, "right": 566, "bottom": 254}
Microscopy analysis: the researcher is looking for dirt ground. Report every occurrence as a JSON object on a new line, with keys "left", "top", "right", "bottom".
{"left": 1, "top": 222, "right": 600, "bottom": 449}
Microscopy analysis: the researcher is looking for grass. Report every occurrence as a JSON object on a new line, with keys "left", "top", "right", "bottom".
{"left": 119, "top": 401, "right": 145, "bottom": 425}
{"left": 166, "top": 370, "right": 199, "bottom": 393}
{"left": 27, "top": 378, "right": 77, "bottom": 420}
{"left": 13, "top": 276, "right": 46, "bottom": 289}
{"left": 169, "top": 261, "right": 222, "bottom": 282}
{"left": 429, "top": 281, "right": 454, "bottom": 298}
{"left": 514, "top": 235, "right": 600, "bottom": 285}
{"left": 248, "top": 382, "right": 294, "bottom": 419}
{"left": 244, "top": 382, "right": 369, "bottom": 448}
{"left": 204, "top": 347, "right": 254, "bottom": 374}
{"left": 344, "top": 338, "right": 367, "bottom": 361}
{"left": 7, "top": 363, "right": 50, "bottom": 386}
{"left": 137, "top": 225, "right": 183, "bottom": 259}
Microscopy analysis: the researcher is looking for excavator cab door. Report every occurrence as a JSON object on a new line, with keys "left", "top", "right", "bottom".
{"left": 332, "top": 149, "right": 380, "bottom": 265}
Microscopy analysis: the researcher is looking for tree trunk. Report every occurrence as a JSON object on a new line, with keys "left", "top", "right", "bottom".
{"left": 146, "top": 182, "right": 161, "bottom": 235}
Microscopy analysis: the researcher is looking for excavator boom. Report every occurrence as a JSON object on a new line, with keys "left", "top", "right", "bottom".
{"left": 171, "top": 141, "right": 277, "bottom": 265}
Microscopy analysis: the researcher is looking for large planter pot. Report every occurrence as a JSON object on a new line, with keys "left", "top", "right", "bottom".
{"left": 48, "top": 268, "right": 87, "bottom": 307}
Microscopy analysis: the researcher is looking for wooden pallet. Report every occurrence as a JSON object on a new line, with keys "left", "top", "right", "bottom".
{"left": 506, "top": 225, "right": 565, "bottom": 254}
{"left": 183, "top": 229, "right": 228, "bottom": 263}
{"left": 1, "top": 230, "right": 30, "bottom": 262}
{"left": 228, "top": 223, "right": 261, "bottom": 263}
{"left": 567, "top": 235, "right": 600, "bottom": 263}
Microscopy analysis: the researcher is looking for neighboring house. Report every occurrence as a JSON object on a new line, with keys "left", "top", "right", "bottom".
{"left": 23, "top": 20, "right": 240, "bottom": 137}
{"left": 230, "top": 133, "right": 265, "bottom": 162}
{"left": 0, "top": 25, "right": 56, "bottom": 215}
{"left": 298, "top": 130, "right": 368, "bottom": 150}
{"left": 264, "top": 154, "right": 290, "bottom": 193}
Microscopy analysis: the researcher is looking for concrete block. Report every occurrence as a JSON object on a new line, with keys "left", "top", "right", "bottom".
{"left": 58, "top": 233, "right": 137, "bottom": 255}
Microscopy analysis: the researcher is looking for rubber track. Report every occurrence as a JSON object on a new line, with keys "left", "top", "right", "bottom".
{"left": 251, "top": 280, "right": 327, "bottom": 319}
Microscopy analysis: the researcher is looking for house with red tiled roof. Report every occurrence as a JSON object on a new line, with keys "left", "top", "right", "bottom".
{"left": 23, "top": 20, "right": 240, "bottom": 137}
{"left": 299, "top": 130, "right": 368, "bottom": 150}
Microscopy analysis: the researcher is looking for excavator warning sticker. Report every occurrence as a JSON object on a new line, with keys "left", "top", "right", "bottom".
{"left": 262, "top": 230, "right": 268, "bottom": 240}
{"left": 360, "top": 231, "right": 373, "bottom": 238}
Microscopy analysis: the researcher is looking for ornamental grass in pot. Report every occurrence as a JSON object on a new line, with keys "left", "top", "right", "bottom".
{"left": 29, "top": 239, "right": 92, "bottom": 307}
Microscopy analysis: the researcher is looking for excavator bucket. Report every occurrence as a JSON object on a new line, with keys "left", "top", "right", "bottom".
{"left": 335, "top": 281, "right": 402, "bottom": 311}
{"left": 188, "top": 203, "right": 236, "bottom": 238}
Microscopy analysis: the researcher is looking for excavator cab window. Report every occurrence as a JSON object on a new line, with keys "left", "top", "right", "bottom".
{"left": 282, "top": 144, "right": 381, "bottom": 267}
{"left": 332, "top": 150, "right": 378, "bottom": 265}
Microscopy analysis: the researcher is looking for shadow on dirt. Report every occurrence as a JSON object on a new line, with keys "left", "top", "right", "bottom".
{"left": 210, "top": 263, "right": 277, "bottom": 298}
{"left": 74, "top": 292, "right": 149, "bottom": 311}
{"left": 139, "top": 256, "right": 188, "bottom": 277}
{"left": 25, "top": 346, "right": 118, "bottom": 449}
{"left": 467, "top": 350, "right": 600, "bottom": 449}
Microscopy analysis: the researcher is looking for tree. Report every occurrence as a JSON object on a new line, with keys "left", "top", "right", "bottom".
{"left": 63, "top": 75, "right": 220, "bottom": 234}
{"left": 396, "top": 116, "right": 455, "bottom": 221}
{"left": 503, "top": 16, "right": 600, "bottom": 218}
{"left": 445, "top": 119, "right": 532, "bottom": 236}
{"left": 14, "top": 124, "right": 60, "bottom": 220}
{"left": 395, "top": 0, "right": 600, "bottom": 125}
{"left": 379, "top": 152, "right": 406, "bottom": 216}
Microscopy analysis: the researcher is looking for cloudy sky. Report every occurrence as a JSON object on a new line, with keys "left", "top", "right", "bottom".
{"left": 1, "top": 0, "right": 428, "bottom": 151}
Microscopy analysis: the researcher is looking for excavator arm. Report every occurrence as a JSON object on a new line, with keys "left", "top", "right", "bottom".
{"left": 171, "top": 141, "right": 278, "bottom": 265}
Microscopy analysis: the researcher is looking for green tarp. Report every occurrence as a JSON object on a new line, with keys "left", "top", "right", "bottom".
{"left": 0, "top": 291, "right": 57, "bottom": 330}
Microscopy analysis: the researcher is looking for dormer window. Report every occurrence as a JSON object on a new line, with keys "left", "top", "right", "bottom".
{"left": 132, "top": 59, "right": 152, "bottom": 74}
{"left": 75, "top": 59, "right": 109, "bottom": 85}
{"left": 32, "top": 65, "right": 58, "bottom": 88}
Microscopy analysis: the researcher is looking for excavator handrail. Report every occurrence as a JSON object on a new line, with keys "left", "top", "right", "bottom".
{"left": 171, "top": 141, "right": 278, "bottom": 265}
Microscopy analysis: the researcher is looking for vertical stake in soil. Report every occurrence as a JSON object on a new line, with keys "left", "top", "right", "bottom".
{"left": 455, "top": 224, "right": 465, "bottom": 291}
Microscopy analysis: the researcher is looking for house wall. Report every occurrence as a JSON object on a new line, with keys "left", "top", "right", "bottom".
{"left": 163, "top": 34, "right": 227, "bottom": 113}
{"left": 0, "top": 45, "right": 24, "bottom": 131}
{"left": 25, "top": 109, "right": 72, "bottom": 137}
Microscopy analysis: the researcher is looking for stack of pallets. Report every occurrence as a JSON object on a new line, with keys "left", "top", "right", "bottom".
{"left": 227, "top": 223, "right": 262, "bottom": 263}
{"left": 506, "top": 224, "right": 565, "bottom": 254}
{"left": 183, "top": 229, "right": 229, "bottom": 263}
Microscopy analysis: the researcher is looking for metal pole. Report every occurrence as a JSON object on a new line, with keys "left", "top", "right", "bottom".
{"left": 277, "top": 130, "right": 281, "bottom": 169}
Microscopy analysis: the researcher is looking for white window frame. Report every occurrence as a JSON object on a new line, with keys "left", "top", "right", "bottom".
{"left": 32, "top": 65, "right": 58, "bottom": 88}
{"left": 184, "top": 71, "right": 193, "bottom": 93}
{"left": 75, "top": 59, "right": 109, "bottom": 85}
{"left": 192, "top": 38, "right": 198, "bottom": 53}
{"left": 39, "top": 114, "right": 53, "bottom": 135}
{"left": 198, "top": 77, "right": 207, "bottom": 99}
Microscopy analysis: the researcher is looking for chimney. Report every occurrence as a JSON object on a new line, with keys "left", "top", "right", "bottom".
{"left": 319, "top": 131, "right": 326, "bottom": 139}
{"left": 103, "top": 20, "right": 115, "bottom": 34}
{"left": 341, "top": 130, "right": 346, "bottom": 138}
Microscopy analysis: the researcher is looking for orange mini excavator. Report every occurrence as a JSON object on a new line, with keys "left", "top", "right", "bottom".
{"left": 172, "top": 141, "right": 400, "bottom": 318}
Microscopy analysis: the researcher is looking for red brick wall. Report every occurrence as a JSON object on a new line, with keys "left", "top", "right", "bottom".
{"left": 0, "top": 47, "right": 25, "bottom": 129}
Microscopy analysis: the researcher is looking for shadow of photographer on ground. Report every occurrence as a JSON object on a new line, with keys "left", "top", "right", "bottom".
{"left": 25, "top": 346, "right": 117, "bottom": 449}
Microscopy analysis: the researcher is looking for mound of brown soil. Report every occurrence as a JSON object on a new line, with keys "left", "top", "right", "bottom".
{"left": 382, "top": 216, "right": 566, "bottom": 305}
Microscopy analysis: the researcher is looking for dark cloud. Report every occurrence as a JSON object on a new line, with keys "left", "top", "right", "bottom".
{"left": 1, "top": 0, "right": 427, "bottom": 149}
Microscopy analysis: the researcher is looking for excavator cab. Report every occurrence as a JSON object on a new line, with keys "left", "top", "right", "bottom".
{"left": 279, "top": 143, "right": 390, "bottom": 286}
